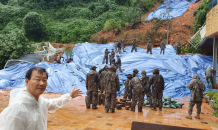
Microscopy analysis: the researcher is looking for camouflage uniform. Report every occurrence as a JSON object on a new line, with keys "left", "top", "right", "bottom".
{"left": 104, "top": 65, "right": 120, "bottom": 113}
{"left": 115, "top": 55, "right": 123, "bottom": 72}
{"left": 86, "top": 66, "right": 101, "bottom": 109}
{"left": 176, "top": 41, "right": 181, "bottom": 55}
{"left": 131, "top": 38, "right": 137, "bottom": 52}
{"left": 147, "top": 40, "right": 152, "bottom": 54}
{"left": 119, "top": 38, "right": 125, "bottom": 52}
{"left": 205, "top": 67, "right": 216, "bottom": 87}
{"left": 100, "top": 66, "right": 109, "bottom": 93}
{"left": 187, "top": 74, "right": 205, "bottom": 119}
{"left": 110, "top": 49, "right": 115, "bottom": 65}
{"left": 123, "top": 74, "right": 132, "bottom": 100}
{"left": 124, "top": 69, "right": 139, "bottom": 100}
{"left": 114, "top": 40, "right": 121, "bottom": 53}
{"left": 129, "top": 76, "right": 144, "bottom": 112}
{"left": 149, "top": 68, "right": 164, "bottom": 110}
{"left": 140, "top": 70, "right": 152, "bottom": 107}
{"left": 160, "top": 39, "right": 166, "bottom": 55}
{"left": 102, "top": 49, "right": 110, "bottom": 64}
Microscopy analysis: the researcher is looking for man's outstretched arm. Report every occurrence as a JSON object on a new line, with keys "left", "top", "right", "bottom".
{"left": 48, "top": 86, "right": 83, "bottom": 113}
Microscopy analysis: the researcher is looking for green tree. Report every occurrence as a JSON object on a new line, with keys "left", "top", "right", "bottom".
{"left": 103, "top": 19, "right": 119, "bottom": 31}
{"left": 23, "top": 12, "right": 45, "bottom": 41}
{"left": 0, "top": 28, "right": 34, "bottom": 69}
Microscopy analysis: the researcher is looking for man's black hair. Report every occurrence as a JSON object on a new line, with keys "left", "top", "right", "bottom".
{"left": 26, "top": 67, "right": 48, "bottom": 80}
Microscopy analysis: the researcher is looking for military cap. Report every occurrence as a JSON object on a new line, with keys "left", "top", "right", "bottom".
{"left": 141, "top": 70, "right": 146, "bottom": 75}
{"left": 116, "top": 54, "right": 119, "bottom": 57}
{"left": 104, "top": 65, "right": 109, "bottom": 69}
{"left": 133, "top": 69, "right": 139, "bottom": 73}
{"left": 127, "top": 74, "right": 133, "bottom": 79}
{"left": 91, "top": 65, "right": 97, "bottom": 70}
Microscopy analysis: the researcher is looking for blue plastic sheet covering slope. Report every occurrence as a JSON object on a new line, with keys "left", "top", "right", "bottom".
{"left": 145, "top": 0, "right": 198, "bottom": 21}
{"left": 0, "top": 43, "right": 217, "bottom": 99}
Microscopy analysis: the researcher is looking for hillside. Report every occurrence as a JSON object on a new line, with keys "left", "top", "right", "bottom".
{"left": 90, "top": 1, "right": 202, "bottom": 49}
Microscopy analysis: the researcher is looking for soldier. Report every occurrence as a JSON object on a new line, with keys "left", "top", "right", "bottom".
{"left": 104, "top": 65, "right": 120, "bottom": 113}
{"left": 129, "top": 74, "right": 144, "bottom": 112}
{"left": 110, "top": 49, "right": 115, "bottom": 65}
{"left": 131, "top": 38, "right": 137, "bottom": 52}
{"left": 147, "top": 40, "right": 152, "bottom": 54}
{"left": 124, "top": 69, "right": 139, "bottom": 100}
{"left": 102, "top": 49, "right": 110, "bottom": 64}
{"left": 100, "top": 65, "right": 109, "bottom": 93}
{"left": 205, "top": 67, "right": 217, "bottom": 88}
{"left": 123, "top": 74, "right": 131, "bottom": 100}
{"left": 140, "top": 70, "right": 152, "bottom": 107}
{"left": 117, "top": 41, "right": 122, "bottom": 54}
{"left": 160, "top": 39, "right": 166, "bottom": 55}
{"left": 186, "top": 74, "right": 205, "bottom": 119}
{"left": 115, "top": 55, "right": 123, "bottom": 73}
{"left": 176, "top": 41, "right": 181, "bottom": 55}
{"left": 114, "top": 40, "right": 121, "bottom": 53}
{"left": 86, "top": 65, "right": 101, "bottom": 109}
{"left": 121, "top": 38, "right": 126, "bottom": 52}
{"left": 149, "top": 68, "right": 164, "bottom": 111}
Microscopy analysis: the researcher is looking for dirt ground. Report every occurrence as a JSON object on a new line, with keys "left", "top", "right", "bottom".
{"left": 0, "top": 89, "right": 218, "bottom": 130}
{"left": 89, "top": 1, "right": 202, "bottom": 50}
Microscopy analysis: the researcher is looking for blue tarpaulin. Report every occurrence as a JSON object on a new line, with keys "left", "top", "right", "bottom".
{"left": 0, "top": 43, "right": 216, "bottom": 98}
{"left": 145, "top": 0, "right": 199, "bottom": 21}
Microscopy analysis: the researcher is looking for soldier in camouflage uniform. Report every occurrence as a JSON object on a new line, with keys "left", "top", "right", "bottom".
{"left": 147, "top": 40, "right": 152, "bottom": 54}
{"left": 104, "top": 65, "right": 120, "bottom": 113}
{"left": 186, "top": 74, "right": 205, "bottom": 119}
{"left": 149, "top": 68, "right": 164, "bottom": 111}
{"left": 114, "top": 40, "right": 121, "bottom": 53}
{"left": 100, "top": 65, "right": 109, "bottom": 93}
{"left": 110, "top": 49, "right": 115, "bottom": 65}
{"left": 86, "top": 66, "right": 101, "bottom": 109}
{"left": 140, "top": 70, "right": 152, "bottom": 107}
{"left": 160, "top": 39, "right": 166, "bottom": 55}
{"left": 102, "top": 49, "right": 110, "bottom": 64}
{"left": 205, "top": 67, "right": 216, "bottom": 88}
{"left": 176, "top": 41, "right": 181, "bottom": 55}
{"left": 131, "top": 38, "right": 137, "bottom": 52}
{"left": 123, "top": 74, "right": 132, "bottom": 100}
{"left": 123, "top": 69, "right": 139, "bottom": 100}
{"left": 119, "top": 38, "right": 126, "bottom": 52}
{"left": 129, "top": 74, "right": 144, "bottom": 112}
{"left": 115, "top": 55, "right": 123, "bottom": 73}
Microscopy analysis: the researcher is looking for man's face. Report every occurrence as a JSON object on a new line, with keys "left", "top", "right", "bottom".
{"left": 25, "top": 70, "right": 47, "bottom": 97}
{"left": 112, "top": 50, "right": 114, "bottom": 52}
{"left": 106, "top": 69, "right": 109, "bottom": 71}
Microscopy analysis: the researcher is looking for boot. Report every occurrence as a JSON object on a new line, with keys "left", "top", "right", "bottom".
{"left": 138, "top": 106, "right": 142, "bottom": 112}
{"left": 195, "top": 114, "right": 200, "bottom": 119}
{"left": 186, "top": 113, "right": 192, "bottom": 119}
{"left": 151, "top": 108, "right": 157, "bottom": 111}
{"left": 159, "top": 107, "right": 162, "bottom": 111}
{"left": 86, "top": 106, "right": 90, "bottom": 109}
{"left": 110, "top": 108, "right": 115, "bottom": 113}
{"left": 92, "top": 106, "right": 98, "bottom": 109}
{"left": 130, "top": 108, "right": 135, "bottom": 111}
{"left": 105, "top": 108, "right": 109, "bottom": 113}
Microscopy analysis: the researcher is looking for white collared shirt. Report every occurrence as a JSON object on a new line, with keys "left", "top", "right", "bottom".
{"left": 0, "top": 88, "right": 72, "bottom": 130}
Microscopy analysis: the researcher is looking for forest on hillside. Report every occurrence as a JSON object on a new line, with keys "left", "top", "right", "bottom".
{"left": 0, "top": 0, "right": 209, "bottom": 69}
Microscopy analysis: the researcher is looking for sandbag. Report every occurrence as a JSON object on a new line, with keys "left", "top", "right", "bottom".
{"left": 171, "top": 104, "right": 176, "bottom": 109}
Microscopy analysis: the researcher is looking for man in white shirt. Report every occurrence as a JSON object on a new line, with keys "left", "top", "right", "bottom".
{"left": 0, "top": 67, "right": 83, "bottom": 130}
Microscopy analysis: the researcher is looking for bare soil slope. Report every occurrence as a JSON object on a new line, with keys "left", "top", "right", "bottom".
{"left": 90, "top": 1, "right": 202, "bottom": 49}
